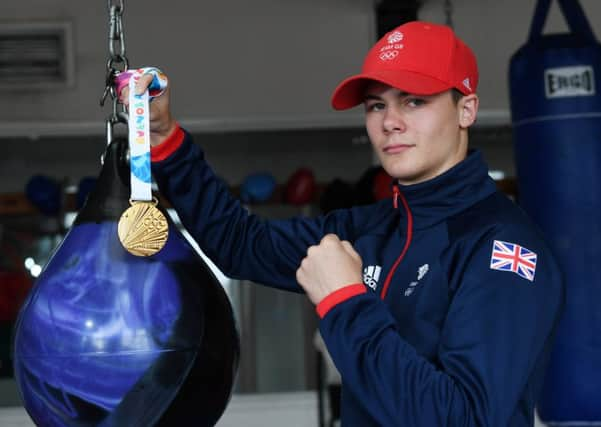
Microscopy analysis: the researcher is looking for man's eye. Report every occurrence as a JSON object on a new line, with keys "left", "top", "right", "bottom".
{"left": 406, "top": 98, "right": 426, "bottom": 107}
{"left": 365, "top": 102, "right": 385, "bottom": 112}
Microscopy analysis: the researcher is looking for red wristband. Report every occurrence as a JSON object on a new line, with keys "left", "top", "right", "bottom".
{"left": 316, "top": 284, "right": 367, "bottom": 319}
{"left": 151, "top": 123, "right": 184, "bottom": 162}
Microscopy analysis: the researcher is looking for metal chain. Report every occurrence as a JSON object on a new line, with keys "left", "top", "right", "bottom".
{"left": 108, "top": 0, "right": 126, "bottom": 65}
{"left": 100, "top": 0, "right": 129, "bottom": 146}
{"left": 444, "top": 0, "right": 454, "bottom": 29}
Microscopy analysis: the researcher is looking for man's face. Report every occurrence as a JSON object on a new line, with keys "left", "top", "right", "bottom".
{"left": 364, "top": 82, "right": 477, "bottom": 185}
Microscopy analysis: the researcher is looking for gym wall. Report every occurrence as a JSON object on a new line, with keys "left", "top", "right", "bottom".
{"left": 1, "top": 0, "right": 599, "bottom": 136}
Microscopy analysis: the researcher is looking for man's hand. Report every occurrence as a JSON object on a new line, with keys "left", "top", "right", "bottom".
{"left": 117, "top": 69, "right": 177, "bottom": 147}
{"left": 296, "top": 234, "right": 363, "bottom": 305}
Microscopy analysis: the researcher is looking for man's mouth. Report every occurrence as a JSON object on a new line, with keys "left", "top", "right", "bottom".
{"left": 383, "top": 144, "right": 415, "bottom": 154}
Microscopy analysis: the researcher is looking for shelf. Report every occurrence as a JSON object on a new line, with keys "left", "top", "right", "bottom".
{"left": 0, "top": 178, "right": 517, "bottom": 217}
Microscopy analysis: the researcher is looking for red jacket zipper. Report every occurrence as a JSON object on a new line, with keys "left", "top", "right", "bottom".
{"left": 380, "top": 185, "right": 413, "bottom": 300}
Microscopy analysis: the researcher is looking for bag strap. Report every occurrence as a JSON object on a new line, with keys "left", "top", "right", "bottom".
{"left": 528, "top": 0, "right": 597, "bottom": 42}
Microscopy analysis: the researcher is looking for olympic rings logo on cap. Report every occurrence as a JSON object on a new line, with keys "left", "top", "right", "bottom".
{"left": 379, "top": 51, "right": 399, "bottom": 61}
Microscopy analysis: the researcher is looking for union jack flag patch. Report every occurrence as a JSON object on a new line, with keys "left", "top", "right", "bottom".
{"left": 490, "top": 240, "right": 537, "bottom": 282}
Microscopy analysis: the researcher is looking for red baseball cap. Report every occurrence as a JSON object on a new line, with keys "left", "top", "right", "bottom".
{"left": 331, "top": 21, "right": 478, "bottom": 110}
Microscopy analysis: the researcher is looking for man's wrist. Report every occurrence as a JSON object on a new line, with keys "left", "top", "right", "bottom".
{"left": 151, "top": 123, "right": 184, "bottom": 162}
{"left": 316, "top": 284, "right": 367, "bottom": 319}
{"left": 151, "top": 119, "right": 178, "bottom": 147}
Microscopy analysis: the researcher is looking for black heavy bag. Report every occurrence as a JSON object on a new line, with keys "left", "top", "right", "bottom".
{"left": 12, "top": 138, "right": 240, "bottom": 427}
{"left": 509, "top": 0, "right": 601, "bottom": 424}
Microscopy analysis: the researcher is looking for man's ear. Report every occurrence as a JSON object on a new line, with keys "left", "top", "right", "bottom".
{"left": 458, "top": 94, "right": 479, "bottom": 128}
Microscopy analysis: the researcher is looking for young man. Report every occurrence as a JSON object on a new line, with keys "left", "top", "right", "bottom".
{"left": 127, "top": 21, "right": 564, "bottom": 426}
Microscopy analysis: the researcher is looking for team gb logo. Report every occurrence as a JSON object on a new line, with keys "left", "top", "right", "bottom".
{"left": 387, "top": 31, "right": 404, "bottom": 44}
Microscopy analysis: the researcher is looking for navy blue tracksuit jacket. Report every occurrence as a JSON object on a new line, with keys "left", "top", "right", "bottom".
{"left": 152, "top": 128, "right": 564, "bottom": 427}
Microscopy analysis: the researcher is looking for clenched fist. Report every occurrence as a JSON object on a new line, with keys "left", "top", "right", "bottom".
{"left": 116, "top": 68, "right": 177, "bottom": 147}
{"left": 296, "top": 234, "right": 363, "bottom": 305}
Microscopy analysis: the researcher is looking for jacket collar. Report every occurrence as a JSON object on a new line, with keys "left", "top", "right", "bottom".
{"left": 394, "top": 149, "right": 498, "bottom": 230}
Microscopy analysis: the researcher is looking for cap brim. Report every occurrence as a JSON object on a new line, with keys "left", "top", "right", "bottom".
{"left": 331, "top": 70, "right": 453, "bottom": 110}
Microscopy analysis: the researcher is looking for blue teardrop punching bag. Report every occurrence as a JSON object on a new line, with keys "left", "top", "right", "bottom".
{"left": 13, "top": 137, "right": 240, "bottom": 426}
{"left": 509, "top": 0, "right": 601, "bottom": 424}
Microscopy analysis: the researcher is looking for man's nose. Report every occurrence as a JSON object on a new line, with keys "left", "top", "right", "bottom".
{"left": 383, "top": 107, "right": 407, "bottom": 133}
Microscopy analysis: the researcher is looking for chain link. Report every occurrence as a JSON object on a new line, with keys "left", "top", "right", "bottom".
{"left": 444, "top": 0, "right": 454, "bottom": 29}
{"left": 101, "top": 0, "right": 129, "bottom": 146}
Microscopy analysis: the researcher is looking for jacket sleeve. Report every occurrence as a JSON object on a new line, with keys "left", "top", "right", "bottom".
{"left": 151, "top": 130, "right": 362, "bottom": 291}
{"left": 318, "top": 228, "right": 564, "bottom": 426}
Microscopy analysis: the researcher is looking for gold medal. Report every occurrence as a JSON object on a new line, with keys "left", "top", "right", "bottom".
{"left": 118, "top": 198, "right": 169, "bottom": 256}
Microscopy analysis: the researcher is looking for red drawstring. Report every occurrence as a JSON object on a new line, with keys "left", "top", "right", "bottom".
{"left": 380, "top": 185, "right": 413, "bottom": 299}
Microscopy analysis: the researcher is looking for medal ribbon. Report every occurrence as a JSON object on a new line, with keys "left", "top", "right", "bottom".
{"left": 122, "top": 68, "right": 168, "bottom": 201}
{"left": 128, "top": 72, "right": 152, "bottom": 201}
{"left": 115, "top": 68, "right": 170, "bottom": 257}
